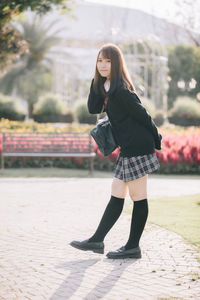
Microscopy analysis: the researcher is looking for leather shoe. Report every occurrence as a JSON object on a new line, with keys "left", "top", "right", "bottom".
{"left": 70, "top": 239, "right": 104, "bottom": 254}
{"left": 106, "top": 246, "right": 141, "bottom": 259}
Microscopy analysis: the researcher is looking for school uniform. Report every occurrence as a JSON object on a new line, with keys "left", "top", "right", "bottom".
{"left": 87, "top": 78, "right": 161, "bottom": 181}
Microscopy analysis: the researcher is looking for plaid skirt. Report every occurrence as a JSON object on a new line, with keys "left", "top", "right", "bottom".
{"left": 114, "top": 152, "right": 160, "bottom": 182}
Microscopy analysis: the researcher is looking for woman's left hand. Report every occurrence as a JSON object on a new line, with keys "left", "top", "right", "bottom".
{"left": 155, "top": 133, "right": 162, "bottom": 150}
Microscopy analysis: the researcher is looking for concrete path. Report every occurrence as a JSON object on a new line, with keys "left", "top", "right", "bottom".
{"left": 0, "top": 175, "right": 200, "bottom": 300}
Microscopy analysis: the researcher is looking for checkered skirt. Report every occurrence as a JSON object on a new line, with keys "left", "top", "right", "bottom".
{"left": 114, "top": 152, "right": 160, "bottom": 182}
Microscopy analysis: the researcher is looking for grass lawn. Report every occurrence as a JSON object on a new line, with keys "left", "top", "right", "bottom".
{"left": 125, "top": 194, "right": 200, "bottom": 251}
{"left": 0, "top": 167, "right": 113, "bottom": 178}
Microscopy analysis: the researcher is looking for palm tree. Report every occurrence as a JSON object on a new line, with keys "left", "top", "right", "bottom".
{"left": 0, "top": 15, "right": 64, "bottom": 118}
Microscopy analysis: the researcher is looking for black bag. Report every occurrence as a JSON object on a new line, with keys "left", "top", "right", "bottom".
{"left": 90, "top": 115, "right": 118, "bottom": 156}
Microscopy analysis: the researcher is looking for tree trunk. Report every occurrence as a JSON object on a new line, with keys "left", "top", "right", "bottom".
{"left": 28, "top": 102, "right": 34, "bottom": 119}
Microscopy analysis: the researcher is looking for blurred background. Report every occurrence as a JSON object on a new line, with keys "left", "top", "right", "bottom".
{"left": 0, "top": 0, "right": 200, "bottom": 174}
{"left": 1, "top": 3, "right": 200, "bottom": 288}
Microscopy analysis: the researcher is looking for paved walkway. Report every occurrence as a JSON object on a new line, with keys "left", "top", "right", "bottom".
{"left": 0, "top": 176, "right": 200, "bottom": 300}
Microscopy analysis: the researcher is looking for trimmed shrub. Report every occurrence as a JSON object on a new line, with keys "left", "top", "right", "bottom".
{"left": 33, "top": 113, "right": 74, "bottom": 123}
{"left": 168, "top": 97, "right": 200, "bottom": 126}
{"left": 33, "top": 93, "right": 66, "bottom": 115}
{"left": 0, "top": 93, "right": 25, "bottom": 121}
{"left": 140, "top": 97, "right": 156, "bottom": 118}
{"left": 75, "top": 100, "right": 96, "bottom": 124}
{"left": 153, "top": 110, "right": 165, "bottom": 127}
{"left": 33, "top": 93, "right": 74, "bottom": 123}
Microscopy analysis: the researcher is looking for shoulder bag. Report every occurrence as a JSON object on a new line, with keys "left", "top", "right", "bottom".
{"left": 90, "top": 105, "right": 118, "bottom": 156}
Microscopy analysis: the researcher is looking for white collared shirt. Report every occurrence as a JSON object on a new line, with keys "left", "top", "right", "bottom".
{"left": 104, "top": 80, "right": 110, "bottom": 92}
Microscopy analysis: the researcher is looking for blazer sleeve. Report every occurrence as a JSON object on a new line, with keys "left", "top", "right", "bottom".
{"left": 119, "top": 89, "right": 162, "bottom": 150}
{"left": 87, "top": 79, "right": 105, "bottom": 114}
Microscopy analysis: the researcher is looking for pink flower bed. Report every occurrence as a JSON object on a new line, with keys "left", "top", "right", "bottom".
{"left": 156, "top": 130, "right": 200, "bottom": 166}
{"left": 93, "top": 127, "right": 200, "bottom": 169}
{"left": 0, "top": 127, "right": 200, "bottom": 173}
{"left": 0, "top": 133, "right": 93, "bottom": 153}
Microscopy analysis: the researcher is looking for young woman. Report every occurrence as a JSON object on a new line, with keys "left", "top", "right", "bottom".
{"left": 70, "top": 43, "right": 162, "bottom": 259}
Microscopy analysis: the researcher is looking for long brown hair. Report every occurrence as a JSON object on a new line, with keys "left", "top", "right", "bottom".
{"left": 93, "top": 43, "right": 136, "bottom": 97}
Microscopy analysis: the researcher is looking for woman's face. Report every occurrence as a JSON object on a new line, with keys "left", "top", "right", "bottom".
{"left": 97, "top": 52, "right": 111, "bottom": 79}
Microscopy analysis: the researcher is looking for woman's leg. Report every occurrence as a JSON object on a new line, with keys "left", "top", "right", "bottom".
{"left": 70, "top": 178, "right": 128, "bottom": 253}
{"left": 127, "top": 174, "right": 148, "bottom": 202}
{"left": 124, "top": 174, "right": 149, "bottom": 250}
{"left": 88, "top": 178, "right": 128, "bottom": 242}
{"left": 111, "top": 177, "right": 128, "bottom": 199}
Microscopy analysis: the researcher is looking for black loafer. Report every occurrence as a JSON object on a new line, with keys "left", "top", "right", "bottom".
{"left": 106, "top": 246, "right": 141, "bottom": 259}
{"left": 70, "top": 239, "right": 104, "bottom": 254}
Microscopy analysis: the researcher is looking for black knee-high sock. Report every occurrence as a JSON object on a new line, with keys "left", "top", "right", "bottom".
{"left": 88, "top": 195, "right": 124, "bottom": 243}
{"left": 125, "top": 199, "right": 148, "bottom": 250}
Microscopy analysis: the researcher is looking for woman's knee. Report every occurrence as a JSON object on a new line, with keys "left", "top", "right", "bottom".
{"left": 111, "top": 178, "right": 128, "bottom": 198}
{"left": 129, "top": 192, "right": 147, "bottom": 202}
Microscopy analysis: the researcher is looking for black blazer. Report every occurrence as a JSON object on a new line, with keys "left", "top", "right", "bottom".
{"left": 87, "top": 79, "right": 162, "bottom": 156}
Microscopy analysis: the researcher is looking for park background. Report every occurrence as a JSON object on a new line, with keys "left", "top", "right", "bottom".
{"left": 0, "top": 1, "right": 200, "bottom": 299}
{"left": 0, "top": 0, "right": 200, "bottom": 253}
{"left": 0, "top": 0, "right": 200, "bottom": 175}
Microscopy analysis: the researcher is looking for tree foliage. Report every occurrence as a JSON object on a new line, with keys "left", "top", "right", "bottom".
{"left": 0, "top": 17, "right": 63, "bottom": 118}
{"left": 167, "top": 44, "right": 200, "bottom": 108}
{"left": 174, "top": 0, "right": 200, "bottom": 47}
{"left": 0, "top": 0, "right": 75, "bottom": 72}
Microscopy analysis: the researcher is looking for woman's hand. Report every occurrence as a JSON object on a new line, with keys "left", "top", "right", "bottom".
{"left": 155, "top": 133, "right": 162, "bottom": 150}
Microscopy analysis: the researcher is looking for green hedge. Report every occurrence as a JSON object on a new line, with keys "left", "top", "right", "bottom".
{"left": 75, "top": 100, "right": 97, "bottom": 124}
{"left": 33, "top": 93, "right": 73, "bottom": 123}
{"left": 0, "top": 156, "right": 116, "bottom": 171}
{"left": 1, "top": 156, "right": 200, "bottom": 175}
{"left": 0, "top": 93, "right": 25, "bottom": 121}
{"left": 168, "top": 97, "right": 200, "bottom": 126}
{"left": 33, "top": 113, "right": 73, "bottom": 123}
{"left": 153, "top": 110, "right": 165, "bottom": 127}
